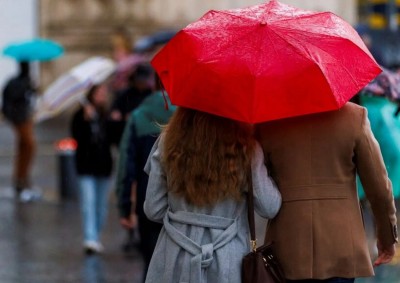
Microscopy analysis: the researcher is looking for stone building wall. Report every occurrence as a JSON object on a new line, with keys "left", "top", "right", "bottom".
{"left": 39, "top": 0, "right": 357, "bottom": 87}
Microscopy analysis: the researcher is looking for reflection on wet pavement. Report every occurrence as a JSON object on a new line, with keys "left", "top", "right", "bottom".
{"left": 356, "top": 201, "right": 400, "bottom": 283}
{"left": 0, "top": 200, "right": 143, "bottom": 283}
{"left": 0, "top": 198, "right": 399, "bottom": 283}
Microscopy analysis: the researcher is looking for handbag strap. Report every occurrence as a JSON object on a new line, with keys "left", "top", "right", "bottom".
{"left": 246, "top": 168, "right": 257, "bottom": 252}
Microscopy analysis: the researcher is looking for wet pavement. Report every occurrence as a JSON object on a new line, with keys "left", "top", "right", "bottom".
{"left": 0, "top": 114, "right": 399, "bottom": 283}
{"left": 357, "top": 201, "right": 400, "bottom": 283}
{"left": 0, "top": 114, "right": 144, "bottom": 283}
{"left": 0, "top": 200, "right": 143, "bottom": 283}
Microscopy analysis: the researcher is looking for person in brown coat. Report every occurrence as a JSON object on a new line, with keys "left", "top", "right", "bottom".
{"left": 256, "top": 102, "right": 398, "bottom": 283}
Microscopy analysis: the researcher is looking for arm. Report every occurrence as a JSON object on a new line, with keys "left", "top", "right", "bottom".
{"left": 355, "top": 108, "right": 398, "bottom": 265}
{"left": 119, "top": 181, "right": 138, "bottom": 229}
{"left": 251, "top": 142, "right": 282, "bottom": 219}
{"left": 143, "top": 136, "right": 169, "bottom": 223}
{"left": 110, "top": 91, "right": 124, "bottom": 121}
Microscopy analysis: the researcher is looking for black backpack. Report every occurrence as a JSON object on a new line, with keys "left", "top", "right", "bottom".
{"left": 1, "top": 76, "right": 35, "bottom": 124}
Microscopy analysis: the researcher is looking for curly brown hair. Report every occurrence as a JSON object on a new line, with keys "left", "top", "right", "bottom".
{"left": 161, "top": 107, "right": 255, "bottom": 207}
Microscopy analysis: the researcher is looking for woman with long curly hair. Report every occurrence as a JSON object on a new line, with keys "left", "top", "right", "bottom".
{"left": 143, "top": 107, "right": 281, "bottom": 283}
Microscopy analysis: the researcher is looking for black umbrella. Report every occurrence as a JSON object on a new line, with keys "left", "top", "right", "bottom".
{"left": 134, "top": 30, "right": 177, "bottom": 53}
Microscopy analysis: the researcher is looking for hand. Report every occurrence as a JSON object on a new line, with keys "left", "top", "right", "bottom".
{"left": 374, "top": 241, "right": 396, "bottom": 267}
{"left": 83, "top": 104, "right": 96, "bottom": 120}
{"left": 120, "top": 214, "right": 137, "bottom": 230}
{"left": 110, "top": 110, "right": 122, "bottom": 121}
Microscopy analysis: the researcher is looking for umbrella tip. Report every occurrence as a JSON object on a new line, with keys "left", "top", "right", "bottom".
{"left": 260, "top": 12, "right": 268, "bottom": 25}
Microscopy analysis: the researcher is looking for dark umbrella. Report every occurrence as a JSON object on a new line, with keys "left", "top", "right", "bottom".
{"left": 362, "top": 67, "right": 400, "bottom": 101}
{"left": 134, "top": 30, "right": 177, "bottom": 53}
{"left": 362, "top": 67, "right": 400, "bottom": 116}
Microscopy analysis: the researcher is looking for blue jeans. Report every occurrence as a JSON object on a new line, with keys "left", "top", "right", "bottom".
{"left": 78, "top": 175, "right": 110, "bottom": 243}
{"left": 287, "top": 279, "right": 355, "bottom": 283}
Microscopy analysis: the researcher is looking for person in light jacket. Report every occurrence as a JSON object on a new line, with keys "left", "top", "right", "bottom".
{"left": 256, "top": 102, "right": 398, "bottom": 283}
{"left": 143, "top": 107, "right": 282, "bottom": 283}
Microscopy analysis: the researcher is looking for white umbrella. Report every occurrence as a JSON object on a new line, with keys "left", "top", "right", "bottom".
{"left": 34, "top": 56, "right": 116, "bottom": 122}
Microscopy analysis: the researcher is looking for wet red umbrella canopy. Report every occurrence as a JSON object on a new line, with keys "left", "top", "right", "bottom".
{"left": 152, "top": 0, "right": 381, "bottom": 123}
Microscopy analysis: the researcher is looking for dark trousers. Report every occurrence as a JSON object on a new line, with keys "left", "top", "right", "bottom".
{"left": 287, "top": 278, "right": 355, "bottom": 283}
{"left": 12, "top": 119, "right": 36, "bottom": 191}
{"left": 138, "top": 216, "right": 162, "bottom": 282}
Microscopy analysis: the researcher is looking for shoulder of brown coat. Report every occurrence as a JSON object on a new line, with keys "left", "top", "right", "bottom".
{"left": 337, "top": 102, "right": 368, "bottom": 134}
{"left": 338, "top": 102, "right": 366, "bottom": 119}
{"left": 339, "top": 101, "right": 365, "bottom": 113}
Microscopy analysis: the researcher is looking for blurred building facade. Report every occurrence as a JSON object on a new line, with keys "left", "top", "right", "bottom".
{"left": 38, "top": 0, "right": 357, "bottom": 87}
{"left": 358, "top": 0, "right": 400, "bottom": 68}
{"left": 359, "top": 0, "right": 400, "bottom": 30}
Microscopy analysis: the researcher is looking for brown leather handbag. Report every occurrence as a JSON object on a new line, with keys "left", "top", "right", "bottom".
{"left": 241, "top": 176, "right": 286, "bottom": 283}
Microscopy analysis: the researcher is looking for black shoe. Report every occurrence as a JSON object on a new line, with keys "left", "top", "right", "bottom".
{"left": 122, "top": 229, "right": 139, "bottom": 253}
{"left": 84, "top": 247, "right": 96, "bottom": 256}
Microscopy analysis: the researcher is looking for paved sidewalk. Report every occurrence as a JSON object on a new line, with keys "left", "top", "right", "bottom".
{"left": 0, "top": 114, "right": 145, "bottom": 283}
{"left": 0, "top": 199, "right": 144, "bottom": 283}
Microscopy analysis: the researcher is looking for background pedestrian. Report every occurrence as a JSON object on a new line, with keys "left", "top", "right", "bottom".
{"left": 116, "top": 75, "right": 176, "bottom": 280}
{"left": 109, "top": 63, "right": 154, "bottom": 144}
{"left": 71, "top": 83, "right": 114, "bottom": 254}
{"left": 1, "top": 61, "right": 39, "bottom": 201}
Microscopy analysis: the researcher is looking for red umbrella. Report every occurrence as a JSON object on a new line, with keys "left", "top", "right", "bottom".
{"left": 152, "top": 0, "right": 381, "bottom": 123}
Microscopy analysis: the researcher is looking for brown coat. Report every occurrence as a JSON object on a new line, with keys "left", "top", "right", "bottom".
{"left": 256, "top": 102, "right": 398, "bottom": 280}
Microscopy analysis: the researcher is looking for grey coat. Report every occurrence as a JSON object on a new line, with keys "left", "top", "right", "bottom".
{"left": 143, "top": 137, "right": 281, "bottom": 283}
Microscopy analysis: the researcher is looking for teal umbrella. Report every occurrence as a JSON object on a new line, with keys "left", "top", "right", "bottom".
{"left": 358, "top": 95, "right": 400, "bottom": 199}
{"left": 3, "top": 38, "right": 64, "bottom": 62}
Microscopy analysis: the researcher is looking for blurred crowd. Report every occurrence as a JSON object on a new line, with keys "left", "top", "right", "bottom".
{"left": 1, "top": 27, "right": 177, "bottom": 282}
{"left": 70, "top": 27, "right": 177, "bottom": 281}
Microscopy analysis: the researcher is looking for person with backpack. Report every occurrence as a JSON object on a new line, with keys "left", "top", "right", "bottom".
{"left": 2, "top": 62, "right": 39, "bottom": 201}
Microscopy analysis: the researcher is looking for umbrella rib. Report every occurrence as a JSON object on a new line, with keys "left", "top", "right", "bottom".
{"left": 274, "top": 26, "right": 375, "bottom": 92}
{"left": 278, "top": 27, "right": 362, "bottom": 49}
{"left": 267, "top": 27, "right": 313, "bottom": 61}
{"left": 267, "top": 11, "right": 331, "bottom": 25}
{"left": 215, "top": 6, "right": 317, "bottom": 26}
{"left": 268, "top": 12, "right": 370, "bottom": 56}
{"left": 171, "top": 61, "right": 206, "bottom": 106}
{"left": 269, "top": 28, "right": 366, "bottom": 106}
{"left": 213, "top": 9, "right": 260, "bottom": 22}
{"left": 266, "top": 28, "right": 341, "bottom": 106}
{"left": 284, "top": 30, "right": 362, "bottom": 92}
{"left": 188, "top": 25, "right": 262, "bottom": 67}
